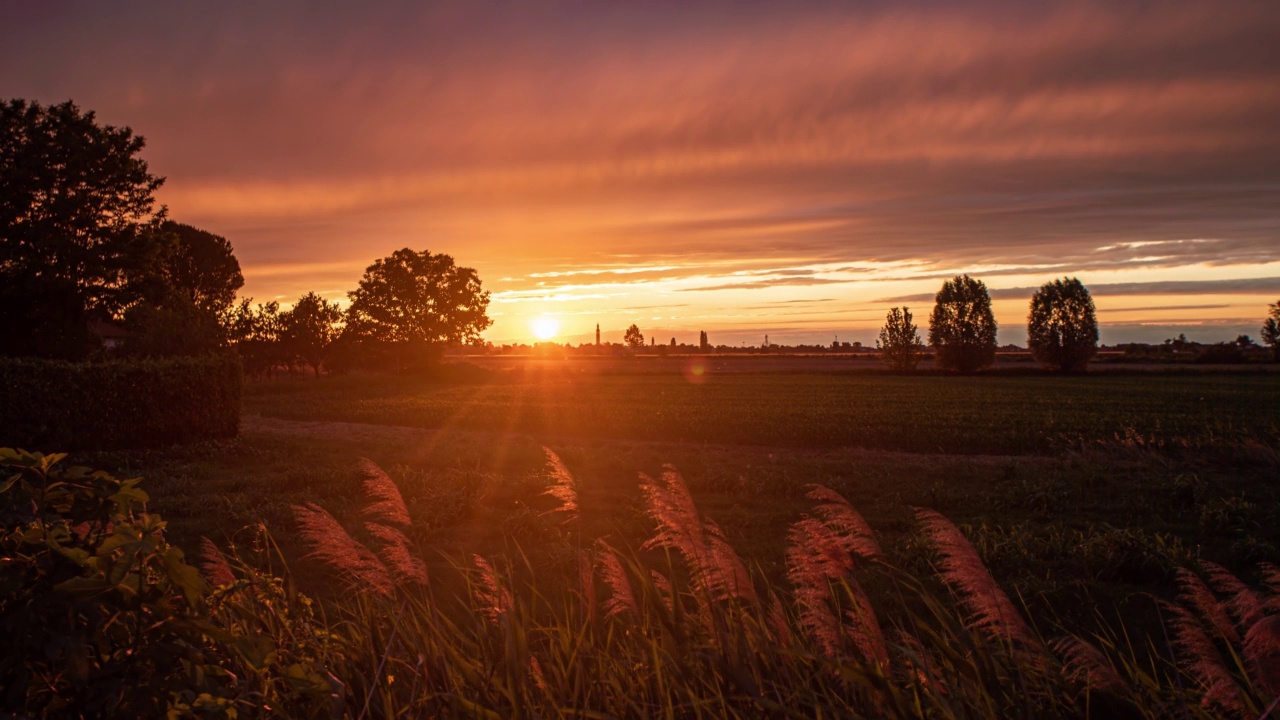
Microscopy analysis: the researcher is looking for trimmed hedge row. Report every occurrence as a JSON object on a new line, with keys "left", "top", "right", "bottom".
{"left": 0, "top": 355, "right": 241, "bottom": 450}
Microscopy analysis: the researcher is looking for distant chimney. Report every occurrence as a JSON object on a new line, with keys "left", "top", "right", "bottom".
{"left": 595, "top": 323, "right": 600, "bottom": 345}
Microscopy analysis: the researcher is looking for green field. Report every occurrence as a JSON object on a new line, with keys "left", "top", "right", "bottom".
{"left": 41, "top": 364, "right": 1280, "bottom": 716}
{"left": 244, "top": 369, "right": 1280, "bottom": 454}
{"left": 88, "top": 366, "right": 1279, "bottom": 617}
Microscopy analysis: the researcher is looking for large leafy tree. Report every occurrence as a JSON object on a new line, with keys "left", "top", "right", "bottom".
{"left": 120, "top": 221, "right": 245, "bottom": 357}
{"left": 1027, "top": 277, "right": 1098, "bottom": 372}
{"left": 152, "top": 221, "right": 243, "bottom": 314}
{"left": 280, "top": 292, "right": 344, "bottom": 375}
{"left": 1262, "top": 299, "right": 1280, "bottom": 362}
{"left": 345, "top": 249, "right": 491, "bottom": 365}
{"left": 0, "top": 99, "right": 165, "bottom": 358}
{"left": 877, "top": 306, "right": 923, "bottom": 371}
{"left": 928, "top": 274, "right": 998, "bottom": 372}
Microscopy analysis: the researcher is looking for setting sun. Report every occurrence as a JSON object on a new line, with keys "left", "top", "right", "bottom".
{"left": 531, "top": 316, "right": 560, "bottom": 341}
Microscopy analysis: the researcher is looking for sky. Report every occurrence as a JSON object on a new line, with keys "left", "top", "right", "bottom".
{"left": 3, "top": 1, "right": 1279, "bottom": 346}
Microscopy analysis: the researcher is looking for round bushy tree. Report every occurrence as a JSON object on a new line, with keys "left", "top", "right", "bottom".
{"left": 1027, "top": 277, "right": 1098, "bottom": 372}
{"left": 345, "top": 248, "right": 491, "bottom": 370}
{"left": 877, "top": 306, "right": 923, "bottom": 371}
{"left": 928, "top": 275, "right": 998, "bottom": 372}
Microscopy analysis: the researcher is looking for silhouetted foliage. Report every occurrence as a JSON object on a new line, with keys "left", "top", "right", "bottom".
{"left": 224, "top": 299, "right": 285, "bottom": 377}
{"left": 624, "top": 324, "right": 644, "bottom": 349}
{"left": 0, "top": 355, "right": 240, "bottom": 450}
{"left": 0, "top": 450, "right": 336, "bottom": 717}
{"left": 1026, "top": 277, "right": 1098, "bottom": 373}
{"left": 151, "top": 221, "right": 244, "bottom": 314}
{"left": 280, "top": 292, "right": 344, "bottom": 375}
{"left": 1, "top": 99, "right": 165, "bottom": 359}
{"left": 345, "top": 248, "right": 491, "bottom": 370}
{"left": 877, "top": 306, "right": 923, "bottom": 371}
{"left": 1262, "top": 300, "right": 1280, "bottom": 362}
{"left": 928, "top": 274, "right": 998, "bottom": 372}
{"left": 121, "top": 297, "right": 226, "bottom": 357}
{"left": 1194, "top": 342, "right": 1246, "bottom": 364}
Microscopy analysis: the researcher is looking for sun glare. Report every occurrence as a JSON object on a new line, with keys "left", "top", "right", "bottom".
{"left": 531, "top": 316, "right": 560, "bottom": 341}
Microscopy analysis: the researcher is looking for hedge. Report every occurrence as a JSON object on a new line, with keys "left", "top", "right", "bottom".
{"left": 0, "top": 355, "right": 241, "bottom": 451}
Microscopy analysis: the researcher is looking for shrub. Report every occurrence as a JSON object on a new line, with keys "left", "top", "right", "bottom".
{"left": 0, "top": 448, "right": 338, "bottom": 718}
{"left": 0, "top": 354, "right": 240, "bottom": 450}
{"left": 929, "top": 274, "right": 998, "bottom": 372}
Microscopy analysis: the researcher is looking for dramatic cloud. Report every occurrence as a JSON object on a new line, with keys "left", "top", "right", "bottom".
{"left": 3, "top": 1, "right": 1278, "bottom": 341}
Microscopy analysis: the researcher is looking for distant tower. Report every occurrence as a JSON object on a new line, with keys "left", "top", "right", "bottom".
{"left": 764, "top": 334, "right": 769, "bottom": 347}
{"left": 595, "top": 323, "right": 600, "bottom": 346}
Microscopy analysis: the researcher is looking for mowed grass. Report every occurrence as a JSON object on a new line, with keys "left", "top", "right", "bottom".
{"left": 243, "top": 368, "right": 1280, "bottom": 455}
{"left": 74, "top": 363, "right": 1279, "bottom": 638}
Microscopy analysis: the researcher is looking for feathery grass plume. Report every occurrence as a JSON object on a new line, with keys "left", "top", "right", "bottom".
{"left": 1202, "top": 562, "right": 1267, "bottom": 633}
{"left": 1051, "top": 636, "right": 1130, "bottom": 696}
{"left": 640, "top": 466, "right": 754, "bottom": 604}
{"left": 199, "top": 536, "right": 236, "bottom": 587}
{"left": 365, "top": 522, "right": 428, "bottom": 587}
{"left": 804, "top": 484, "right": 882, "bottom": 561}
{"left": 1167, "top": 601, "right": 1247, "bottom": 716}
{"left": 529, "top": 655, "right": 548, "bottom": 693}
{"left": 785, "top": 516, "right": 885, "bottom": 663}
{"left": 541, "top": 447, "right": 579, "bottom": 522}
{"left": 787, "top": 519, "right": 846, "bottom": 659}
{"left": 914, "top": 508, "right": 1041, "bottom": 651}
{"left": 1243, "top": 615, "right": 1280, "bottom": 697}
{"left": 1261, "top": 563, "right": 1280, "bottom": 601}
{"left": 356, "top": 457, "right": 411, "bottom": 527}
{"left": 596, "top": 545, "right": 638, "bottom": 620}
{"left": 1178, "top": 568, "right": 1241, "bottom": 644}
{"left": 704, "top": 518, "right": 758, "bottom": 604}
{"left": 472, "top": 554, "right": 513, "bottom": 623}
{"left": 293, "top": 501, "right": 393, "bottom": 597}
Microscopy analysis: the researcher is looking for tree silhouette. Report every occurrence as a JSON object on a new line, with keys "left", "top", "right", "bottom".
{"left": 1262, "top": 300, "right": 1280, "bottom": 362}
{"left": 877, "top": 306, "right": 923, "bottom": 371}
{"left": 1, "top": 99, "right": 164, "bottom": 358}
{"left": 345, "top": 248, "right": 491, "bottom": 368}
{"left": 281, "top": 292, "right": 344, "bottom": 375}
{"left": 928, "top": 274, "right": 998, "bottom": 372}
{"left": 624, "top": 324, "right": 644, "bottom": 349}
{"left": 152, "top": 221, "right": 243, "bottom": 314}
{"left": 1027, "top": 277, "right": 1098, "bottom": 372}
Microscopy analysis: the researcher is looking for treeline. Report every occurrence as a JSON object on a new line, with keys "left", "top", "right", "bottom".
{"left": 1, "top": 99, "right": 491, "bottom": 377}
{"left": 878, "top": 275, "right": 1280, "bottom": 373}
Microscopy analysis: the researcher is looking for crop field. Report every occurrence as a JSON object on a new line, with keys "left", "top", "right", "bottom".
{"left": 48, "top": 361, "right": 1280, "bottom": 716}
{"left": 90, "top": 364, "right": 1279, "bottom": 608}
{"left": 244, "top": 365, "right": 1280, "bottom": 454}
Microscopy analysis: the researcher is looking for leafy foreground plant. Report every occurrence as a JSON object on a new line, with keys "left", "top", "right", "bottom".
{"left": 0, "top": 448, "right": 341, "bottom": 718}
{"left": 4, "top": 448, "right": 1278, "bottom": 718}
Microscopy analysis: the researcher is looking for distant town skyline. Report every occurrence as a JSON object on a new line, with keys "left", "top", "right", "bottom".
{"left": 4, "top": 1, "right": 1278, "bottom": 345}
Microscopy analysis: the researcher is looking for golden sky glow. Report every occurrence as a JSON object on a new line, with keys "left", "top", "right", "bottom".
{"left": 3, "top": 2, "right": 1278, "bottom": 344}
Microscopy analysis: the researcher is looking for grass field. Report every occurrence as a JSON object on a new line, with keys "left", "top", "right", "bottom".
{"left": 35, "top": 361, "right": 1280, "bottom": 716}
{"left": 84, "top": 364, "right": 1280, "bottom": 622}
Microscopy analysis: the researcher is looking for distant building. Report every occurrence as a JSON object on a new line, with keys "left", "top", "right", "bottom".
{"left": 595, "top": 323, "right": 600, "bottom": 345}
